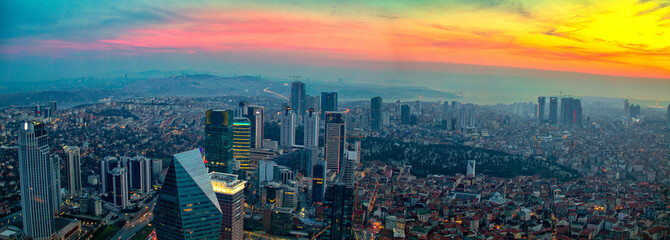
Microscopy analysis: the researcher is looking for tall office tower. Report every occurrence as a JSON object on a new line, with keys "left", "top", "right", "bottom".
{"left": 64, "top": 146, "right": 82, "bottom": 198}
{"left": 667, "top": 104, "right": 670, "bottom": 123}
{"left": 459, "top": 104, "right": 476, "bottom": 130}
{"left": 312, "top": 162, "right": 326, "bottom": 204}
{"left": 370, "top": 97, "right": 383, "bottom": 131}
{"left": 624, "top": 100, "right": 630, "bottom": 116}
{"left": 341, "top": 142, "right": 360, "bottom": 188}
{"left": 276, "top": 167, "right": 294, "bottom": 184}
{"left": 155, "top": 149, "right": 222, "bottom": 240}
{"left": 324, "top": 112, "right": 346, "bottom": 172}
{"left": 305, "top": 95, "right": 320, "bottom": 111}
{"left": 49, "top": 101, "right": 57, "bottom": 114}
{"left": 279, "top": 107, "right": 296, "bottom": 149}
{"left": 19, "top": 122, "right": 58, "bottom": 240}
{"left": 205, "top": 109, "right": 233, "bottom": 173}
{"left": 304, "top": 108, "right": 319, "bottom": 148}
{"left": 232, "top": 118, "right": 252, "bottom": 170}
{"left": 210, "top": 173, "right": 246, "bottom": 240}
{"left": 128, "top": 156, "right": 152, "bottom": 194}
{"left": 245, "top": 106, "right": 264, "bottom": 148}
{"left": 549, "top": 97, "right": 558, "bottom": 124}
{"left": 234, "top": 102, "right": 247, "bottom": 118}
{"left": 100, "top": 156, "right": 121, "bottom": 194}
{"left": 321, "top": 92, "right": 338, "bottom": 117}
{"left": 560, "top": 97, "right": 583, "bottom": 125}
{"left": 537, "top": 97, "right": 546, "bottom": 122}
{"left": 629, "top": 104, "right": 641, "bottom": 118}
{"left": 290, "top": 81, "right": 306, "bottom": 116}
{"left": 467, "top": 160, "right": 476, "bottom": 177}
{"left": 152, "top": 159, "right": 163, "bottom": 182}
{"left": 400, "top": 105, "right": 410, "bottom": 124}
{"left": 110, "top": 167, "right": 129, "bottom": 209}
{"left": 323, "top": 183, "right": 354, "bottom": 240}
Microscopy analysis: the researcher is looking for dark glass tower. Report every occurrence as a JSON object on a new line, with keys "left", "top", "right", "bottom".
{"left": 312, "top": 162, "right": 326, "bottom": 205}
{"left": 370, "top": 96, "right": 383, "bottom": 131}
{"left": 401, "top": 105, "right": 410, "bottom": 124}
{"left": 323, "top": 182, "right": 354, "bottom": 240}
{"left": 155, "top": 149, "right": 222, "bottom": 240}
{"left": 324, "top": 112, "right": 346, "bottom": 172}
{"left": 321, "top": 92, "right": 338, "bottom": 118}
{"left": 205, "top": 110, "right": 233, "bottom": 173}
{"left": 245, "top": 106, "right": 264, "bottom": 149}
{"left": 291, "top": 81, "right": 306, "bottom": 116}
{"left": 549, "top": 97, "right": 558, "bottom": 124}
{"left": 537, "top": 97, "right": 546, "bottom": 122}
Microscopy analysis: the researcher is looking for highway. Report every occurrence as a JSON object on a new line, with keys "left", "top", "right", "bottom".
{"left": 111, "top": 199, "right": 156, "bottom": 240}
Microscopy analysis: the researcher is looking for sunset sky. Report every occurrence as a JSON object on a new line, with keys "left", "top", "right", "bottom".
{"left": 1, "top": 0, "right": 669, "bottom": 102}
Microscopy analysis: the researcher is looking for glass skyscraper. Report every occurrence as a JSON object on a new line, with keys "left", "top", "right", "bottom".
{"left": 19, "top": 122, "right": 58, "bottom": 240}
{"left": 233, "top": 117, "right": 251, "bottom": 170}
{"left": 323, "top": 182, "right": 354, "bottom": 240}
{"left": 155, "top": 149, "right": 222, "bottom": 240}
{"left": 324, "top": 112, "right": 346, "bottom": 171}
{"left": 205, "top": 110, "right": 233, "bottom": 173}
{"left": 321, "top": 92, "right": 338, "bottom": 118}
{"left": 370, "top": 96, "right": 383, "bottom": 131}
{"left": 210, "top": 173, "right": 246, "bottom": 240}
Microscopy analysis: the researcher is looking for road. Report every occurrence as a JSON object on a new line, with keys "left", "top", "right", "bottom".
{"left": 0, "top": 211, "right": 21, "bottom": 228}
{"left": 111, "top": 199, "right": 156, "bottom": 240}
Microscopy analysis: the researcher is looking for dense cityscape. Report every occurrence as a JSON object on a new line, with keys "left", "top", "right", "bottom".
{"left": 0, "top": 79, "right": 668, "bottom": 239}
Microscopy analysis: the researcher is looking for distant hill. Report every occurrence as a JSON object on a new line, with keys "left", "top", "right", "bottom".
{"left": 362, "top": 138, "right": 581, "bottom": 181}
{"left": 118, "top": 75, "right": 282, "bottom": 98}
{"left": 0, "top": 90, "right": 115, "bottom": 108}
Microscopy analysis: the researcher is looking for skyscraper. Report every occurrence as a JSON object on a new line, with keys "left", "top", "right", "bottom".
{"left": 110, "top": 167, "right": 129, "bottom": 209}
{"left": 290, "top": 81, "right": 306, "bottom": 116}
{"left": 279, "top": 106, "right": 295, "bottom": 149}
{"left": 321, "top": 92, "right": 338, "bottom": 117}
{"left": 246, "top": 106, "right": 264, "bottom": 148}
{"left": 537, "top": 97, "right": 546, "bottom": 122}
{"left": 128, "top": 156, "right": 152, "bottom": 194}
{"left": 258, "top": 160, "right": 277, "bottom": 190}
{"left": 560, "top": 97, "right": 583, "bottom": 125}
{"left": 19, "top": 122, "right": 58, "bottom": 240}
{"left": 64, "top": 146, "right": 82, "bottom": 198}
{"left": 304, "top": 108, "right": 319, "bottom": 148}
{"left": 667, "top": 104, "right": 670, "bottom": 123}
{"left": 324, "top": 112, "right": 346, "bottom": 172}
{"left": 323, "top": 183, "right": 354, "bottom": 240}
{"left": 341, "top": 142, "right": 360, "bottom": 188}
{"left": 205, "top": 110, "right": 233, "bottom": 173}
{"left": 210, "top": 173, "right": 246, "bottom": 240}
{"left": 467, "top": 160, "right": 476, "bottom": 177}
{"left": 549, "top": 97, "right": 558, "bottom": 124}
{"left": 155, "top": 149, "right": 222, "bottom": 240}
{"left": 312, "top": 162, "right": 326, "bottom": 205}
{"left": 400, "top": 105, "right": 410, "bottom": 124}
{"left": 459, "top": 104, "right": 475, "bottom": 130}
{"left": 370, "top": 96, "right": 383, "bottom": 131}
{"left": 233, "top": 118, "right": 252, "bottom": 170}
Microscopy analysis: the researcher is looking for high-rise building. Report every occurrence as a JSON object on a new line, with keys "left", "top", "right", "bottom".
{"left": 64, "top": 146, "right": 82, "bottom": 198}
{"left": 100, "top": 156, "right": 121, "bottom": 194}
{"left": 305, "top": 95, "right": 320, "bottom": 111}
{"left": 312, "top": 162, "right": 326, "bottom": 205}
{"left": 127, "top": 156, "right": 152, "bottom": 194}
{"left": 370, "top": 97, "right": 383, "bottom": 131}
{"left": 233, "top": 118, "right": 252, "bottom": 170}
{"left": 560, "top": 97, "right": 583, "bottom": 125}
{"left": 324, "top": 112, "right": 346, "bottom": 172}
{"left": 290, "top": 81, "right": 306, "bottom": 116}
{"left": 282, "top": 186, "right": 298, "bottom": 209}
{"left": 459, "top": 104, "right": 475, "bottom": 130}
{"left": 49, "top": 101, "right": 57, "bottom": 115}
{"left": 279, "top": 107, "right": 295, "bottom": 149}
{"left": 246, "top": 106, "right": 264, "bottom": 149}
{"left": 549, "top": 97, "right": 558, "bottom": 124}
{"left": 304, "top": 108, "right": 319, "bottom": 148}
{"left": 537, "top": 97, "right": 546, "bottom": 122}
{"left": 155, "top": 149, "right": 222, "bottom": 240}
{"left": 210, "top": 173, "right": 246, "bottom": 240}
{"left": 110, "top": 167, "right": 129, "bottom": 209}
{"left": 467, "top": 160, "right": 476, "bottom": 177}
{"left": 19, "top": 122, "right": 58, "bottom": 240}
{"left": 261, "top": 182, "right": 283, "bottom": 206}
{"left": 323, "top": 183, "right": 354, "bottom": 240}
{"left": 400, "top": 105, "right": 410, "bottom": 124}
{"left": 624, "top": 100, "right": 630, "bottom": 116}
{"left": 258, "top": 160, "right": 277, "bottom": 190}
{"left": 205, "top": 110, "right": 233, "bottom": 173}
{"left": 667, "top": 104, "right": 670, "bottom": 123}
{"left": 321, "top": 92, "right": 338, "bottom": 117}
{"left": 341, "top": 142, "right": 359, "bottom": 188}
{"left": 234, "top": 102, "right": 247, "bottom": 118}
